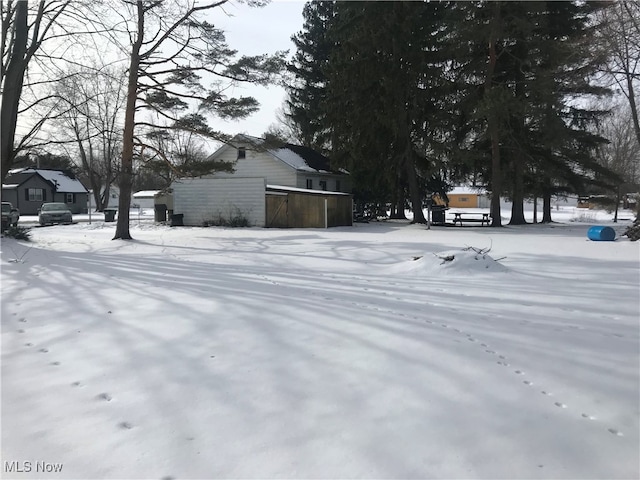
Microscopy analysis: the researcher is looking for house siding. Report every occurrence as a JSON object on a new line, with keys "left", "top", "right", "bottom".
{"left": 207, "top": 146, "right": 297, "bottom": 187}
{"left": 14, "top": 176, "right": 53, "bottom": 215}
{"left": 173, "top": 177, "right": 266, "bottom": 227}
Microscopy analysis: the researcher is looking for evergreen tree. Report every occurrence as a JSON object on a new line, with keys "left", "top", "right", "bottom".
{"left": 286, "top": 1, "right": 336, "bottom": 153}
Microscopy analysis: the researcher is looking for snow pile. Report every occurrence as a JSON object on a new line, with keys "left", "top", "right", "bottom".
{"left": 391, "top": 247, "right": 508, "bottom": 276}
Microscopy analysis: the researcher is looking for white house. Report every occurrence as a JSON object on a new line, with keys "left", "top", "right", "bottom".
{"left": 202, "top": 134, "right": 351, "bottom": 193}
{"left": 171, "top": 135, "right": 352, "bottom": 228}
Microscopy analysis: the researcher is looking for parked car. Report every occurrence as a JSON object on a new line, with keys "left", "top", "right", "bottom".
{"left": 1, "top": 201, "right": 20, "bottom": 230}
{"left": 38, "top": 202, "right": 73, "bottom": 226}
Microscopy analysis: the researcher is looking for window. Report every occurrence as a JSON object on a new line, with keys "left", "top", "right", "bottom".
{"left": 66, "top": 193, "right": 75, "bottom": 204}
{"left": 459, "top": 197, "right": 469, "bottom": 202}
{"left": 319, "top": 180, "right": 327, "bottom": 191}
{"left": 237, "top": 147, "right": 246, "bottom": 159}
{"left": 306, "top": 179, "right": 313, "bottom": 189}
{"left": 335, "top": 180, "right": 341, "bottom": 192}
{"left": 26, "top": 188, "right": 44, "bottom": 202}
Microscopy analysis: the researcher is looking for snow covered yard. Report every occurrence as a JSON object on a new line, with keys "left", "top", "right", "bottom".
{"left": 1, "top": 216, "right": 639, "bottom": 479}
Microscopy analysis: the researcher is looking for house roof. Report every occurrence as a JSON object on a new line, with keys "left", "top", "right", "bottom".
{"left": 5, "top": 168, "right": 87, "bottom": 193}
{"left": 133, "top": 190, "right": 161, "bottom": 198}
{"left": 449, "top": 185, "right": 488, "bottom": 195}
{"left": 226, "top": 134, "right": 348, "bottom": 175}
{"left": 267, "top": 184, "right": 351, "bottom": 196}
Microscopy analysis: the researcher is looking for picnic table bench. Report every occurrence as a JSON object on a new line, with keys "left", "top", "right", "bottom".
{"left": 453, "top": 212, "right": 490, "bottom": 226}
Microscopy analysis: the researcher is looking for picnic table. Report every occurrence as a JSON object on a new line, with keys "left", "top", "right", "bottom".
{"left": 453, "top": 211, "right": 491, "bottom": 226}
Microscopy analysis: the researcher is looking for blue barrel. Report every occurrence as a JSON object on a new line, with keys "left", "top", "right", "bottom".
{"left": 587, "top": 225, "right": 616, "bottom": 241}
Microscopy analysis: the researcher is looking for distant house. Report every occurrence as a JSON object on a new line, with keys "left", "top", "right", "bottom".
{"left": 132, "top": 190, "right": 160, "bottom": 209}
{"left": 171, "top": 135, "right": 353, "bottom": 228}
{"left": 445, "top": 186, "right": 490, "bottom": 209}
{"left": 2, "top": 168, "right": 89, "bottom": 215}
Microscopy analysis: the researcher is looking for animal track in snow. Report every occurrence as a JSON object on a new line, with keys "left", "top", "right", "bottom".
{"left": 39, "top": 348, "right": 49, "bottom": 353}
{"left": 608, "top": 428, "right": 623, "bottom": 436}
{"left": 97, "top": 393, "right": 113, "bottom": 402}
{"left": 118, "top": 421, "right": 133, "bottom": 430}
{"left": 554, "top": 402, "right": 567, "bottom": 408}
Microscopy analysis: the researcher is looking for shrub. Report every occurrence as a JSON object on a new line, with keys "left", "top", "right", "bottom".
{"left": 202, "top": 208, "right": 250, "bottom": 227}
{"left": 2, "top": 225, "right": 31, "bottom": 241}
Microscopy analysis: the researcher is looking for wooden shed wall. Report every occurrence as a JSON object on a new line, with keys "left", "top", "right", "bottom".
{"left": 266, "top": 192, "right": 352, "bottom": 228}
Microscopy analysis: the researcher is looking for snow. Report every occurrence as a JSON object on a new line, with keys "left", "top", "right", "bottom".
{"left": 271, "top": 147, "right": 322, "bottom": 172}
{"left": 132, "top": 190, "right": 161, "bottom": 198}
{"left": 449, "top": 185, "right": 488, "bottom": 195}
{"left": 2, "top": 208, "right": 639, "bottom": 479}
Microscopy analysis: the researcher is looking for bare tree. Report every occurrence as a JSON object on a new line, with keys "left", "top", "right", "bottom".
{"left": 53, "top": 65, "right": 126, "bottom": 211}
{"left": 598, "top": 1, "right": 640, "bottom": 147}
{"left": 87, "top": 0, "right": 285, "bottom": 240}
{"left": 596, "top": 102, "right": 640, "bottom": 221}
{"left": 0, "top": 1, "right": 83, "bottom": 182}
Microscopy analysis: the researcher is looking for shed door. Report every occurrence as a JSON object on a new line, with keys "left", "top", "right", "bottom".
{"left": 266, "top": 194, "right": 288, "bottom": 228}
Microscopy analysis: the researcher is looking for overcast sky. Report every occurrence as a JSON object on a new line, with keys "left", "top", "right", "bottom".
{"left": 210, "top": 0, "right": 306, "bottom": 137}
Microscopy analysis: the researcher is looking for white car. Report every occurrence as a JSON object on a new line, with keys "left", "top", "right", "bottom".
{"left": 38, "top": 203, "right": 73, "bottom": 226}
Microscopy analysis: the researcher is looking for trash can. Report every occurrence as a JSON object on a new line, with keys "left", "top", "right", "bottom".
{"left": 104, "top": 208, "right": 117, "bottom": 222}
{"left": 431, "top": 206, "right": 446, "bottom": 225}
{"left": 170, "top": 213, "right": 184, "bottom": 227}
{"left": 154, "top": 204, "right": 167, "bottom": 222}
{"left": 587, "top": 225, "right": 616, "bottom": 241}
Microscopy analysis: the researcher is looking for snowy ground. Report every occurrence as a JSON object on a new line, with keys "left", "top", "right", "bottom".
{"left": 2, "top": 208, "right": 639, "bottom": 479}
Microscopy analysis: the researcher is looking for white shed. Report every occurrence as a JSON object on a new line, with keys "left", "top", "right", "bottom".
{"left": 172, "top": 177, "right": 266, "bottom": 227}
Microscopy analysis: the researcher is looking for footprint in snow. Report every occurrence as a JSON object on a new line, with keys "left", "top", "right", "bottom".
{"left": 39, "top": 348, "right": 49, "bottom": 353}
{"left": 497, "top": 361, "right": 510, "bottom": 366}
{"left": 581, "top": 413, "right": 596, "bottom": 420}
{"left": 97, "top": 393, "right": 113, "bottom": 402}
{"left": 18, "top": 318, "right": 26, "bottom": 322}
{"left": 118, "top": 421, "right": 133, "bottom": 430}
{"left": 608, "top": 428, "right": 623, "bottom": 436}
{"left": 554, "top": 402, "right": 567, "bottom": 408}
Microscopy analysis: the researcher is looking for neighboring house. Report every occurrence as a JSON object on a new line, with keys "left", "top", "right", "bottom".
{"left": 132, "top": 190, "right": 160, "bottom": 209}
{"left": 445, "top": 186, "right": 490, "bottom": 209}
{"left": 2, "top": 168, "right": 89, "bottom": 215}
{"left": 171, "top": 135, "right": 353, "bottom": 228}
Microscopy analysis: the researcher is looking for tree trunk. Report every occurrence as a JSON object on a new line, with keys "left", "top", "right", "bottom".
{"left": 533, "top": 196, "right": 538, "bottom": 223}
{"left": 486, "top": 2, "right": 502, "bottom": 228}
{"left": 613, "top": 186, "right": 620, "bottom": 223}
{"left": 405, "top": 152, "right": 426, "bottom": 224}
{"left": 389, "top": 178, "right": 406, "bottom": 219}
{"left": 114, "top": 1, "right": 144, "bottom": 240}
{"left": 542, "top": 189, "right": 552, "bottom": 223}
{"left": 509, "top": 158, "right": 527, "bottom": 225}
{"left": 0, "top": 1, "right": 27, "bottom": 183}
{"left": 626, "top": 71, "right": 640, "bottom": 148}
{"left": 509, "top": 37, "right": 527, "bottom": 226}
